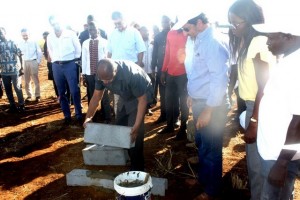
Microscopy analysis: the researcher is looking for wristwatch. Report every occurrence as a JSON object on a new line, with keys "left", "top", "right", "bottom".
{"left": 250, "top": 117, "right": 257, "bottom": 123}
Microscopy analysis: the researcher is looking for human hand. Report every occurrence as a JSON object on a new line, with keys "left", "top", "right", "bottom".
{"left": 196, "top": 108, "right": 212, "bottom": 129}
{"left": 160, "top": 72, "right": 166, "bottom": 86}
{"left": 130, "top": 125, "right": 139, "bottom": 143}
{"left": 83, "top": 117, "right": 92, "bottom": 128}
{"left": 244, "top": 121, "right": 257, "bottom": 144}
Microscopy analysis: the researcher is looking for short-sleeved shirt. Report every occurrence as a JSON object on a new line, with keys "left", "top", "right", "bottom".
{"left": 107, "top": 27, "right": 145, "bottom": 62}
{"left": 0, "top": 40, "right": 22, "bottom": 76}
{"left": 238, "top": 36, "right": 275, "bottom": 101}
{"left": 257, "top": 49, "right": 300, "bottom": 161}
{"left": 95, "top": 60, "right": 153, "bottom": 114}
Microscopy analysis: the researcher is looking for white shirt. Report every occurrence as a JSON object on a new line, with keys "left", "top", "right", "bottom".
{"left": 81, "top": 37, "right": 107, "bottom": 75}
{"left": 18, "top": 39, "right": 42, "bottom": 63}
{"left": 142, "top": 40, "right": 153, "bottom": 74}
{"left": 257, "top": 49, "right": 300, "bottom": 161}
{"left": 107, "top": 27, "right": 145, "bottom": 62}
{"left": 47, "top": 29, "right": 81, "bottom": 62}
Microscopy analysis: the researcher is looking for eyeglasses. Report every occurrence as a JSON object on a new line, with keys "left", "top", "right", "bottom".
{"left": 229, "top": 21, "right": 246, "bottom": 29}
{"left": 182, "top": 27, "right": 190, "bottom": 32}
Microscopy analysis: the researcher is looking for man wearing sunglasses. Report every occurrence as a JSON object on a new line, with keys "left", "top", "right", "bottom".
{"left": 173, "top": 12, "right": 229, "bottom": 199}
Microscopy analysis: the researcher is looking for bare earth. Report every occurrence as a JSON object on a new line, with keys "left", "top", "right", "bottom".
{"left": 0, "top": 61, "right": 299, "bottom": 200}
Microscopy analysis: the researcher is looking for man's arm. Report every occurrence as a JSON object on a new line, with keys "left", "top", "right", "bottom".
{"left": 83, "top": 89, "right": 104, "bottom": 128}
{"left": 136, "top": 52, "right": 144, "bottom": 67}
{"left": 130, "top": 94, "right": 147, "bottom": 143}
{"left": 245, "top": 53, "right": 270, "bottom": 143}
{"left": 268, "top": 115, "right": 300, "bottom": 187}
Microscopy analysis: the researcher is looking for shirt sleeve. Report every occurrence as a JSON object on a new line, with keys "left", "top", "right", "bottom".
{"left": 81, "top": 40, "right": 88, "bottom": 75}
{"left": 206, "top": 40, "right": 229, "bottom": 107}
{"left": 151, "top": 36, "right": 158, "bottom": 71}
{"left": 134, "top": 29, "right": 146, "bottom": 54}
{"left": 161, "top": 33, "right": 170, "bottom": 72}
{"left": 36, "top": 42, "right": 42, "bottom": 64}
{"left": 95, "top": 79, "right": 105, "bottom": 90}
{"left": 72, "top": 32, "right": 81, "bottom": 59}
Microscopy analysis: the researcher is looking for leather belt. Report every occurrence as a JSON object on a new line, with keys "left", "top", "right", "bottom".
{"left": 54, "top": 59, "right": 74, "bottom": 65}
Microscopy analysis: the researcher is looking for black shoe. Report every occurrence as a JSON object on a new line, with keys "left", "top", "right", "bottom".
{"left": 35, "top": 96, "right": 41, "bottom": 102}
{"left": 175, "top": 128, "right": 187, "bottom": 140}
{"left": 154, "top": 116, "right": 167, "bottom": 124}
{"left": 7, "top": 105, "right": 18, "bottom": 113}
{"left": 157, "top": 126, "right": 174, "bottom": 134}
{"left": 18, "top": 105, "right": 25, "bottom": 113}
{"left": 64, "top": 117, "right": 72, "bottom": 125}
{"left": 75, "top": 117, "right": 83, "bottom": 126}
{"left": 25, "top": 97, "right": 32, "bottom": 103}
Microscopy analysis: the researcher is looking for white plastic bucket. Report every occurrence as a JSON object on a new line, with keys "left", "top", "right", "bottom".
{"left": 114, "top": 171, "right": 153, "bottom": 200}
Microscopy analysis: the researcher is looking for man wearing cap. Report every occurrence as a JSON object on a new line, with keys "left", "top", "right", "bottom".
{"left": 253, "top": 8, "right": 300, "bottom": 200}
{"left": 175, "top": 12, "right": 229, "bottom": 199}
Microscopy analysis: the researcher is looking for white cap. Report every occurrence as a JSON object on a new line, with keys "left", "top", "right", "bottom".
{"left": 172, "top": 10, "right": 202, "bottom": 30}
{"left": 253, "top": 1, "right": 300, "bottom": 36}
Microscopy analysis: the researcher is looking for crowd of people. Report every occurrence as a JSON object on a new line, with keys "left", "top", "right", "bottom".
{"left": 0, "top": 0, "right": 299, "bottom": 199}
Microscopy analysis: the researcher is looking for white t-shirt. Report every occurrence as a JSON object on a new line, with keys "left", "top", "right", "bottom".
{"left": 257, "top": 49, "right": 300, "bottom": 161}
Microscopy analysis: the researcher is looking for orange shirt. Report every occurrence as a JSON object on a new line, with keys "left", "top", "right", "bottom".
{"left": 161, "top": 30, "right": 187, "bottom": 76}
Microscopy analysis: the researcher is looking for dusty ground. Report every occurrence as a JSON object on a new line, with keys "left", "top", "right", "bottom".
{"left": 0, "top": 61, "right": 299, "bottom": 200}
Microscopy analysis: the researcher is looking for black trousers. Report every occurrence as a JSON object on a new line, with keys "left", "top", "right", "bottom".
{"left": 116, "top": 103, "right": 145, "bottom": 171}
{"left": 165, "top": 74, "right": 189, "bottom": 128}
{"left": 156, "top": 72, "right": 166, "bottom": 118}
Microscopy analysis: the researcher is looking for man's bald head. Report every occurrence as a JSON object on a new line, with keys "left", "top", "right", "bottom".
{"left": 97, "top": 59, "right": 117, "bottom": 84}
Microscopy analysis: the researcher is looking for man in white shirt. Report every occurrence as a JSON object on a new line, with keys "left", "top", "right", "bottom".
{"left": 19, "top": 28, "right": 42, "bottom": 102}
{"left": 81, "top": 21, "right": 107, "bottom": 104}
{"left": 253, "top": 3, "right": 300, "bottom": 199}
{"left": 47, "top": 15, "right": 82, "bottom": 125}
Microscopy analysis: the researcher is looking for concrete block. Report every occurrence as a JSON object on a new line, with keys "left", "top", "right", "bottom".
{"left": 151, "top": 177, "right": 168, "bottom": 196}
{"left": 82, "top": 144, "right": 129, "bottom": 166}
{"left": 84, "top": 123, "right": 133, "bottom": 148}
{"left": 66, "top": 169, "right": 168, "bottom": 196}
{"left": 66, "top": 169, "right": 115, "bottom": 189}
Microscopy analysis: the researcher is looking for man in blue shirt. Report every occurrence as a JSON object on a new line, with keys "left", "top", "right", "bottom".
{"left": 174, "top": 13, "right": 229, "bottom": 199}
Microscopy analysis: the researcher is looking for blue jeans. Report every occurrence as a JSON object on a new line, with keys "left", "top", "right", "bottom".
{"left": 245, "top": 100, "right": 263, "bottom": 200}
{"left": 52, "top": 61, "right": 82, "bottom": 119}
{"left": 2, "top": 74, "right": 24, "bottom": 106}
{"left": 260, "top": 157, "right": 300, "bottom": 200}
{"left": 192, "top": 99, "right": 228, "bottom": 197}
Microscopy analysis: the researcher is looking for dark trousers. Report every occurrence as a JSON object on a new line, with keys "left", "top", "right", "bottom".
{"left": 165, "top": 74, "right": 189, "bottom": 128}
{"left": 156, "top": 72, "right": 166, "bottom": 118}
{"left": 47, "top": 62, "right": 58, "bottom": 97}
{"left": 116, "top": 103, "right": 144, "bottom": 171}
{"left": 52, "top": 61, "right": 82, "bottom": 119}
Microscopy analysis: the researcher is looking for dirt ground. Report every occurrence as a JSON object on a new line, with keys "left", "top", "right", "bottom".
{"left": 0, "top": 61, "right": 299, "bottom": 200}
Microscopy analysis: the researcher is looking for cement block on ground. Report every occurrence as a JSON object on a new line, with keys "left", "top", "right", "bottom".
{"left": 82, "top": 144, "right": 129, "bottom": 166}
{"left": 151, "top": 177, "right": 168, "bottom": 196}
{"left": 66, "top": 169, "right": 168, "bottom": 196}
{"left": 66, "top": 169, "right": 115, "bottom": 189}
{"left": 84, "top": 123, "right": 133, "bottom": 148}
